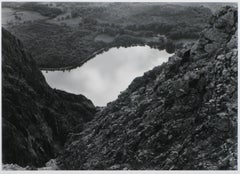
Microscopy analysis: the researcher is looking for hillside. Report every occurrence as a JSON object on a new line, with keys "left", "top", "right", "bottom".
{"left": 57, "top": 6, "right": 238, "bottom": 170}
{"left": 1, "top": 5, "right": 238, "bottom": 170}
{"left": 3, "top": 2, "right": 214, "bottom": 69}
{"left": 2, "top": 28, "right": 96, "bottom": 167}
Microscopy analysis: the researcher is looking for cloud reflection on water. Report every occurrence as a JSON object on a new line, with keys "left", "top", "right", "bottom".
{"left": 42, "top": 46, "right": 173, "bottom": 106}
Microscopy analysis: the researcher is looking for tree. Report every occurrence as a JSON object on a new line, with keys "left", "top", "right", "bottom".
{"left": 66, "top": 15, "right": 70, "bottom": 19}
{"left": 144, "top": 31, "right": 154, "bottom": 37}
{"left": 71, "top": 10, "right": 79, "bottom": 18}
{"left": 165, "top": 40, "right": 175, "bottom": 54}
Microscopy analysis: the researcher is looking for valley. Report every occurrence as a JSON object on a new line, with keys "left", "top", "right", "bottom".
{"left": 1, "top": 2, "right": 238, "bottom": 170}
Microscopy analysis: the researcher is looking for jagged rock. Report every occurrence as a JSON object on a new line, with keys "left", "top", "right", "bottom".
{"left": 227, "top": 29, "right": 238, "bottom": 49}
{"left": 192, "top": 6, "right": 237, "bottom": 60}
{"left": 2, "top": 28, "right": 96, "bottom": 168}
{"left": 203, "top": 28, "right": 228, "bottom": 43}
{"left": 2, "top": 164, "right": 30, "bottom": 170}
{"left": 38, "top": 159, "right": 59, "bottom": 170}
{"left": 204, "top": 43, "right": 221, "bottom": 54}
{"left": 213, "top": 6, "right": 237, "bottom": 32}
{"left": 57, "top": 6, "right": 237, "bottom": 170}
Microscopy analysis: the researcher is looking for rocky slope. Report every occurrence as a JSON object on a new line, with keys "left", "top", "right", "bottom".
{"left": 58, "top": 6, "right": 238, "bottom": 170}
{"left": 2, "top": 28, "right": 96, "bottom": 167}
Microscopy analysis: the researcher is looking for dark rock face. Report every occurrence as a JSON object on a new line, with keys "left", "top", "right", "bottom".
{"left": 2, "top": 28, "right": 96, "bottom": 167}
{"left": 58, "top": 6, "right": 237, "bottom": 170}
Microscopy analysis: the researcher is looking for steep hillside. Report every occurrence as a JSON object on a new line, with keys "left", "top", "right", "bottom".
{"left": 2, "top": 28, "right": 96, "bottom": 167}
{"left": 58, "top": 6, "right": 238, "bottom": 170}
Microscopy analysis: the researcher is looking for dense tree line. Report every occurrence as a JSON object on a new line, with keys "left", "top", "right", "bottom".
{"left": 20, "top": 2, "right": 62, "bottom": 18}
{"left": 125, "top": 22, "right": 202, "bottom": 40}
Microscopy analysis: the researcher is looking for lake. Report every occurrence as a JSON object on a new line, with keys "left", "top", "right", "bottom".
{"left": 42, "top": 46, "right": 173, "bottom": 106}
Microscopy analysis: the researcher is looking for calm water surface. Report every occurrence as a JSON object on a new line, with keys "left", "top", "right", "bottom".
{"left": 42, "top": 46, "right": 173, "bottom": 106}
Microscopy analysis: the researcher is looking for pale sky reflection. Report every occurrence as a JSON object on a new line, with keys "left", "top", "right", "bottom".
{"left": 42, "top": 46, "right": 173, "bottom": 106}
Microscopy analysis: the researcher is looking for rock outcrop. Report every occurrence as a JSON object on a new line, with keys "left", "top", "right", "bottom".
{"left": 58, "top": 6, "right": 237, "bottom": 170}
{"left": 2, "top": 28, "right": 96, "bottom": 167}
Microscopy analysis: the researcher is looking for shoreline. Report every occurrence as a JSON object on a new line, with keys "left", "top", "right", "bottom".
{"left": 40, "top": 37, "right": 195, "bottom": 72}
{"left": 40, "top": 42, "right": 168, "bottom": 72}
{"left": 40, "top": 47, "right": 109, "bottom": 71}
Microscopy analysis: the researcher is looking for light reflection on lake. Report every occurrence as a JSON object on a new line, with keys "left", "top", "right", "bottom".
{"left": 42, "top": 46, "right": 173, "bottom": 106}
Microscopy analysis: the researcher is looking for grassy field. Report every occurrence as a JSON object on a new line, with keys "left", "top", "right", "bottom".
{"left": 2, "top": 7, "right": 47, "bottom": 27}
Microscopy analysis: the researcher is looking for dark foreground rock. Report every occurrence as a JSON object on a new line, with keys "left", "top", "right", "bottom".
{"left": 2, "top": 28, "right": 96, "bottom": 167}
{"left": 58, "top": 6, "right": 238, "bottom": 170}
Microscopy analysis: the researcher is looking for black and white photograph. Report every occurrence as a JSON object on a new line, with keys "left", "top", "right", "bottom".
{"left": 0, "top": 0, "right": 238, "bottom": 170}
